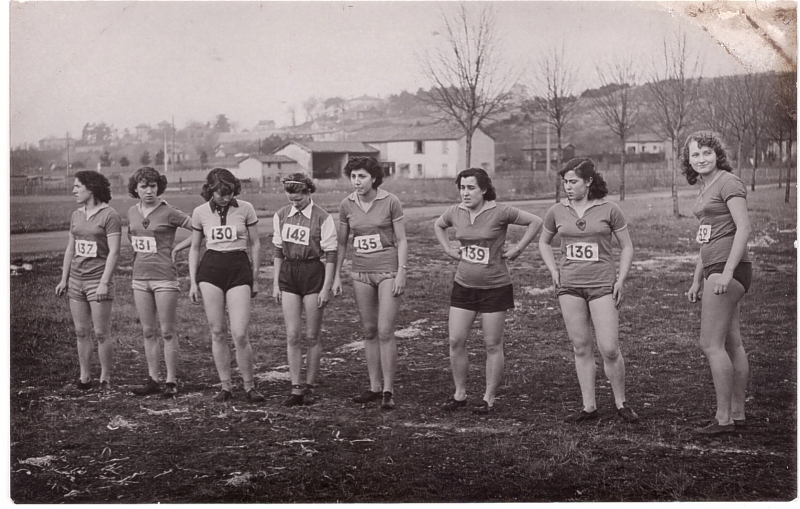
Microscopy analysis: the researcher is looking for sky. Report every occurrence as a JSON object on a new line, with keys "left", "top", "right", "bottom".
{"left": 9, "top": 1, "right": 796, "bottom": 147}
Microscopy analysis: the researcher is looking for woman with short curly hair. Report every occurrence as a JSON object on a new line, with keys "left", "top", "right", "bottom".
{"left": 126, "top": 166, "right": 193, "bottom": 397}
{"left": 188, "top": 168, "right": 265, "bottom": 403}
{"left": 683, "top": 131, "right": 752, "bottom": 435}
{"left": 55, "top": 170, "right": 122, "bottom": 394}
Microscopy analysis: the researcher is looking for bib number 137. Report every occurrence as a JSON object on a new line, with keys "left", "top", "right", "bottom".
{"left": 696, "top": 225, "right": 711, "bottom": 244}
{"left": 565, "top": 242, "right": 599, "bottom": 261}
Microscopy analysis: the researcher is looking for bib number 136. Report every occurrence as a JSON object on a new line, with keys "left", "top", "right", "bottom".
{"left": 565, "top": 242, "right": 599, "bottom": 261}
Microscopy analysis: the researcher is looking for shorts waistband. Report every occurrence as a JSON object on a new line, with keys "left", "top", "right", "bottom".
{"left": 205, "top": 249, "right": 248, "bottom": 255}
{"left": 285, "top": 258, "right": 322, "bottom": 263}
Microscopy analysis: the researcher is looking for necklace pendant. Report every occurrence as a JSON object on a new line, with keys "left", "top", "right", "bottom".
{"left": 142, "top": 218, "right": 150, "bottom": 229}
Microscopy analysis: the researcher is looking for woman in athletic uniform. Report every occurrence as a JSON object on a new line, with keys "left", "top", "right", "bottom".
{"left": 188, "top": 168, "right": 265, "bottom": 403}
{"left": 55, "top": 170, "right": 122, "bottom": 394}
{"left": 127, "top": 166, "right": 193, "bottom": 398}
{"left": 332, "top": 156, "right": 407, "bottom": 410}
{"left": 683, "top": 131, "right": 751, "bottom": 435}
{"left": 435, "top": 168, "right": 543, "bottom": 415}
{"left": 539, "top": 158, "right": 638, "bottom": 423}
{"left": 272, "top": 173, "right": 337, "bottom": 407}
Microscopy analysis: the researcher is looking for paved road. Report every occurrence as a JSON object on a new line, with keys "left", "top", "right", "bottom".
{"left": 9, "top": 186, "right": 780, "bottom": 256}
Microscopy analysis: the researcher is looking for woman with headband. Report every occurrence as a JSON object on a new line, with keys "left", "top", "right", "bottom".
{"left": 272, "top": 173, "right": 337, "bottom": 406}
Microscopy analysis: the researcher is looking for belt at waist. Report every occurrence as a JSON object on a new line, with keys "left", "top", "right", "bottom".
{"left": 284, "top": 258, "right": 322, "bottom": 263}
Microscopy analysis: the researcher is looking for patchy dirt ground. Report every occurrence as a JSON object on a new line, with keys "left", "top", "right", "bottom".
{"left": 10, "top": 189, "right": 796, "bottom": 502}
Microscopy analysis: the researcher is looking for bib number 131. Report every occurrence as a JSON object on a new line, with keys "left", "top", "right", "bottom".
{"left": 208, "top": 225, "right": 236, "bottom": 244}
{"left": 565, "top": 242, "right": 599, "bottom": 261}
{"left": 696, "top": 225, "right": 711, "bottom": 244}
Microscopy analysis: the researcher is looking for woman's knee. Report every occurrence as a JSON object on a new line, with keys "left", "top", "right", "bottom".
{"left": 94, "top": 330, "right": 110, "bottom": 344}
{"left": 484, "top": 339, "right": 504, "bottom": 356}
{"left": 377, "top": 327, "right": 395, "bottom": 344}
{"left": 75, "top": 326, "right": 93, "bottom": 341}
{"left": 571, "top": 339, "right": 594, "bottom": 358}
{"left": 598, "top": 344, "right": 621, "bottom": 362}
{"left": 286, "top": 330, "right": 303, "bottom": 347}
{"left": 209, "top": 325, "right": 226, "bottom": 343}
{"left": 141, "top": 325, "right": 158, "bottom": 342}
{"left": 362, "top": 324, "right": 378, "bottom": 341}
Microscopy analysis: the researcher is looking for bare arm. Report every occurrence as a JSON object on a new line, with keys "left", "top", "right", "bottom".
{"left": 188, "top": 229, "right": 204, "bottom": 304}
{"left": 538, "top": 229, "right": 560, "bottom": 291}
{"left": 612, "top": 228, "right": 634, "bottom": 307}
{"left": 247, "top": 224, "right": 261, "bottom": 297}
{"left": 94, "top": 234, "right": 120, "bottom": 301}
{"left": 434, "top": 222, "right": 460, "bottom": 261}
{"left": 504, "top": 211, "right": 543, "bottom": 260}
{"left": 332, "top": 222, "right": 350, "bottom": 296}
{"left": 55, "top": 235, "right": 76, "bottom": 296}
{"left": 392, "top": 218, "right": 408, "bottom": 296}
{"left": 686, "top": 252, "right": 704, "bottom": 303}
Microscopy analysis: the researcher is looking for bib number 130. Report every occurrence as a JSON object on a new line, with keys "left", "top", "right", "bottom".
{"left": 208, "top": 225, "right": 236, "bottom": 244}
{"left": 565, "top": 242, "right": 599, "bottom": 261}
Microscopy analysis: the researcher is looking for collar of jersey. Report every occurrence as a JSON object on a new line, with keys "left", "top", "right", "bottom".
{"left": 136, "top": 199, "right": 168, "bottom": 219}
{"left": 347, "top": 188, "right": 389, "bottom": 202}
{"left": 80, "top": 202, "right": 110, "bottom": 220}
{"left": 288, "top": 199, "right": 315, "bottom": 219}
{"left": 208, "top": 198, "right": 239, "bottom": 213}
{"left": 560, "top": 198, "right": 607, "bottom": 211}
{"left": 457, "top": 200, "right": 497, "bottom": 215}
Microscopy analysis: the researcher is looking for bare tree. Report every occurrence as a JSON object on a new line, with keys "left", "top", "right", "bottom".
{"left": 530, "top": 45, "right": 579, "bottom": 202}
{"left": 645, "top": 33, "right": 703, "bottom": 217}
{"left": 745, "top": 73, "right": 772, "bottom": 191}
{"left": 768, "top": 71, "right": 796, "bottom": 202}
{"left": 303, "top": 97, "right": 320, "bottom": 123}
{"left": 419, "top": 4, "right": 516, "bottom": 168}
{"left": 592, "top": 54, "right": 642, "bottom": 201}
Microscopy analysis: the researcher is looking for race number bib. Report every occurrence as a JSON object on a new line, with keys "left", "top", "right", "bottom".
{"left": 207, "top": 225, "right": 237, "bottom": 244}
{"left": 75, "top": 239, "right": 98, "bottom": 258}
{"left": 696, "top": 225, "right": 711, "bottom": 244}
{"left": 462, "top": 245, "right": 489, "bottom": 265}
{"left": 354, "top": 234, "right": 383, "bottom": 253}
{"left": 565, "top": 242, "right": 599, "bottom": 261}
{"left": 131, "top": 236, "right": 157, "bottom": 254}
{"left": 282, "top": 224, "right": 310, "bottom": 246}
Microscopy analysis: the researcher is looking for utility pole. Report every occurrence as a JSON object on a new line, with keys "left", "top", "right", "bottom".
{"left": 546, "top": 124, "right": 551, "bottom": 174}
{"left": 529, "top": 123, "right": 535, "bottom": 172}
{"left": 164, "top": 132, "right": 168, "bottom": 172}
{"left": 66, "top": 131, "right": 71, "bottom": 175}
{"left": 171, "top": 115, "right": 175, "bottom": 169}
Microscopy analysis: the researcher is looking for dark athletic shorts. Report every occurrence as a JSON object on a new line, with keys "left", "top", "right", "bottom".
{"left": 279, "top": 259, "right": 325, "bottom": 297}
{"left": 704, "top": 261, "right": 752, "bottom": 293}
{"left": 197, "top": 250, "right": 253, "bottom": 293}
{"left": 557, "top": 286, "right": 614, "bottom": 302}
{"left": 450, "top": 281, "right": 514, "bottom": 313}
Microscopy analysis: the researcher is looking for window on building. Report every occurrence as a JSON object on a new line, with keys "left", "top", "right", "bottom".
{"left": 628, "top": 147, "right": 636, "bottom": 154}
{"left": 442, "top": 163, "right": 448, "bottom": 174}
{"left": 277, "top": 163, "right": 282, "bottom": 170}
{"left": 652, "top": 145, "right": 659, "bottom": 152}
{"left": 442, "top": 141, "right": 448, "bottom": 154}
{"left": 417, "top": 164, "right": 424, "bottom": 176}
{"left": 414, "top": 141, "right": 424, "bottom": 154}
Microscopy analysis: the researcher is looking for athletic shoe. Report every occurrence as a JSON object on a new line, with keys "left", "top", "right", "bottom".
{"left": 472, "top": 400, "right": 495, "bottom": 415}
{"left": 616, "top": 403, "right": 639, "bottom": 422}
{"left": 381, "top": 392, "right": 395, "bottom": 410}
{"left": 99, "top": 381, "right": 111, "bottom": 395}
{"left": 303, "top": 384, "right": 316, "bottom": 405}
{"left": 246, "top": 388, "right": 266, "bottom": 403}
{"left": 214, "top": 389, "right": 233, "bottom": 402}
{"left": 283, "top": 393, "right": 305, "bottom": 407}
{"left": 733, "top": 419, "right": 747, "bottom": 429}
{"left": 132, "top": 378, "right": 160, "bottom": 396}
{"left": 76, "top": 379, "right": 92, "bottom": 391}
{"left": 162, "top": 383, "right": 178, "bottom": 398}
{"left": 695, "top": 420, "right": 735, "bottom": 435}
{"left": 442, "top": 396, "right": 467, "bottom": 411}
{"left": 564, "top": 409, "right": 599, "bottom": 423}
{"left": 352, "top": 390, "right": 382, "bottom": 404}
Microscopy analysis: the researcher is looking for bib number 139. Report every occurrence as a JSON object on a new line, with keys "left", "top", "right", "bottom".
{"left": 565, "top": 242, "right": 599, "bottom": 261}
{"left": 696, "top": 225, "right": 711, "bottom": 244}
{"left": 208, "top": 225, "right": 236, "bottom": 244}
{"left": 462, "top": 245, "right": 489, "bottom": 265}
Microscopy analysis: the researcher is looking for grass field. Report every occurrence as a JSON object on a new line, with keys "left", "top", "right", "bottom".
{"left": 9, "top": 187, "right": 796, "bottom": 502}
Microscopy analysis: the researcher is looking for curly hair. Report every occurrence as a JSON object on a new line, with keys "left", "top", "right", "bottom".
{"left": 128, "top": 166, "right": 168, "bottom": 198}
{"left": 558, "top": 158, "right": 609, "bottom": 200}
{"left": 343, "top": 156, "right": 384, "bottom": 189}
{"left": 681, "top": 131, "right": 734, "bottom": 185}
{"left": 455, "top": 168, "right": 497, "bottom": 201}
{"left": 282, "top": 172, "right": 316, "bottom": 194}
{"left": 200, "top": 167, "right": 241, "bottom": 201}
{"left": 74, "top": 170, "right": 112, "bottom": 204}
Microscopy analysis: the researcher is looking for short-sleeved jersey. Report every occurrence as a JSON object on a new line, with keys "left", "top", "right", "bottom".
{"left": 338, "top": 189, "right": 404, "bottom": 272}
{"left": 272, "top": 200, "right": 337, "bottom": 263}
{"left": 692, "top": 171, "right": 750, "bottom": 267}
{"left": 435, "top": 201, "right": 523, "bottom": 289}
{"left": 127, "top": 200, "right": 191, "bottom": 281}
{"left": 191, "top": 198, "right": 259, "bottom": 252}
{"left": 69, "top": 204, "right": 123, "bottom": 281}
{"left": 543, "top": 199, "right": 627, "bottom": 287}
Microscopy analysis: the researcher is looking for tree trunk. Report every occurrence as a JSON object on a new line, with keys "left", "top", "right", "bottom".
{"left": 786, "top": 138, "right": 793, "bottom": 204}
{"left": 751, "top": 137, "right": 757, "bottom": 192}
{"left": 465, "top": 130, "right": 473, "bottom": 170}
{"left": 777, "top": 136, "right": 784, "bottom": 189}
{"left": 619, "top": 138, "right": 626, "bottom": 201}
{"left": 671, "top": 138, "right": 680, "bottom": 218}
{"left": 555, "top": 134, "right": 562, "bottom": 203}
{"left": 736, "top": 141, "right": 742, "bottom": 177}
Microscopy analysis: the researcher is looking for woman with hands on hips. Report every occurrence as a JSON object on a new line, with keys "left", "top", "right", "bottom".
{"left": 538, "top": 158, "right": 638, "bottom": 423}
{"left": 683, "top": 131, "right": 752, "bottom": 435}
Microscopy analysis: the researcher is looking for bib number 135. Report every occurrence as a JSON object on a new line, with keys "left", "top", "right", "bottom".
{"left": 354, "top": 234, "right": 382, "bottom": 253}
{"left": 696, "top": 225, "right": 711, "bottom": 244}
{"left": 565, "top": 242, "right": 599, "bottom": 261}
{"left": 208, "top": 225, "right": 236, "bottom": 244}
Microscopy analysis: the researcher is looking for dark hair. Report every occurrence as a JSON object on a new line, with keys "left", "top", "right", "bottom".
{"left": 74, "top": 170, "right": 112, "bottom": 204}
{"left": 200, "top": 167, "right": 241, "bottom": 201}
{"left": 455, "top": 168, "right": 497, "bottom": 201}
{"left": 128, "top": 166, "right": 168, "bottom": 198}
{"left": 343, "top": 156, "right": 383, "bottom": 189}
{"left": 681, "top": 131, "right": 734, "bottom": 185}
{"left": 282, "top": 172, "right": 316, "bottom": 194}
{"left": 558, "top": 158, "right": 608, "bottom": 200}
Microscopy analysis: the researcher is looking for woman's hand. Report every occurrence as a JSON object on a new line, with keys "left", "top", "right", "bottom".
{"left": 55, "top": 280, "right": 68, "bottom": 297}
{"left": 713, "top": 271, "right": 733, "bottom": 295}
{"left": 392, "top": 271, "right": 406, "bottom": 297}
{"left": 317, "top": 288, "right": 330, "bottom": 308}
{"left": 502, "top": 246, "right": 521, "bottom": 261}
{"left": 273, "top": 283, "right": 282, "bottom": 304}
{"left": 171, "top": 248, "right": 180, "bottom": 263}
{"left": 189, "top": 283, "right": 202, "bottom": 304}
{"left": 686, "top": 281, "right": 702, "bottom": 303}
{"left": 95, "top": 282, "right": 109, "bottom": 301}
{"left": 612, "top": 280, "right": 624, "bottom": 308}
{"left": 550, "top": 271, "right": 561, "bottom": 297}
{"left": 332, "top": 275, "right": 342, "bottom": 297}
{"left": 445, "top": 246, "right": 462, "bottom": 261}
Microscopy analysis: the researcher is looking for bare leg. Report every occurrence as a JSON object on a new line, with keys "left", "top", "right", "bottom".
{"left": 199, "top": 283, "right": 231, "bottom": 388}
{"left": 302, "top": 293, "right": 325, "bottom": 387}
{"left": 376, "top": 278, "right": 402, "bottom": 393}
{"left": 226, "top": 285, "right": 254, "bottom": 389}
{"left": 588, "top": 295, "right": 626, "bottom": 408}
{"left": 155, "top": 291, "right": 180, "bottom": 384}
{"left": 448, "top": 307, "right": 478, "bottom": 400}
{"left": 282, "top": 292, "right": 305, "bottom": 394}
{"left": 558, "top": 294, "right": 596, "bottom": 412}
{"left": 480, "top": 311, "right": 507, "bottom": 405}
{"left": 725, "top": 305, "right": 749, "bottom": 421}
{"left": 352, "top": 281, "right": 381, "bottom": 392}
{"left": 69, "top": 299, "right": 94, "bottom": 383}
{"left": 133, "top": 290, "right": 160, "bottom": 381}
{"left": 89, "top": 300, "right": 114, "bottom": 384}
